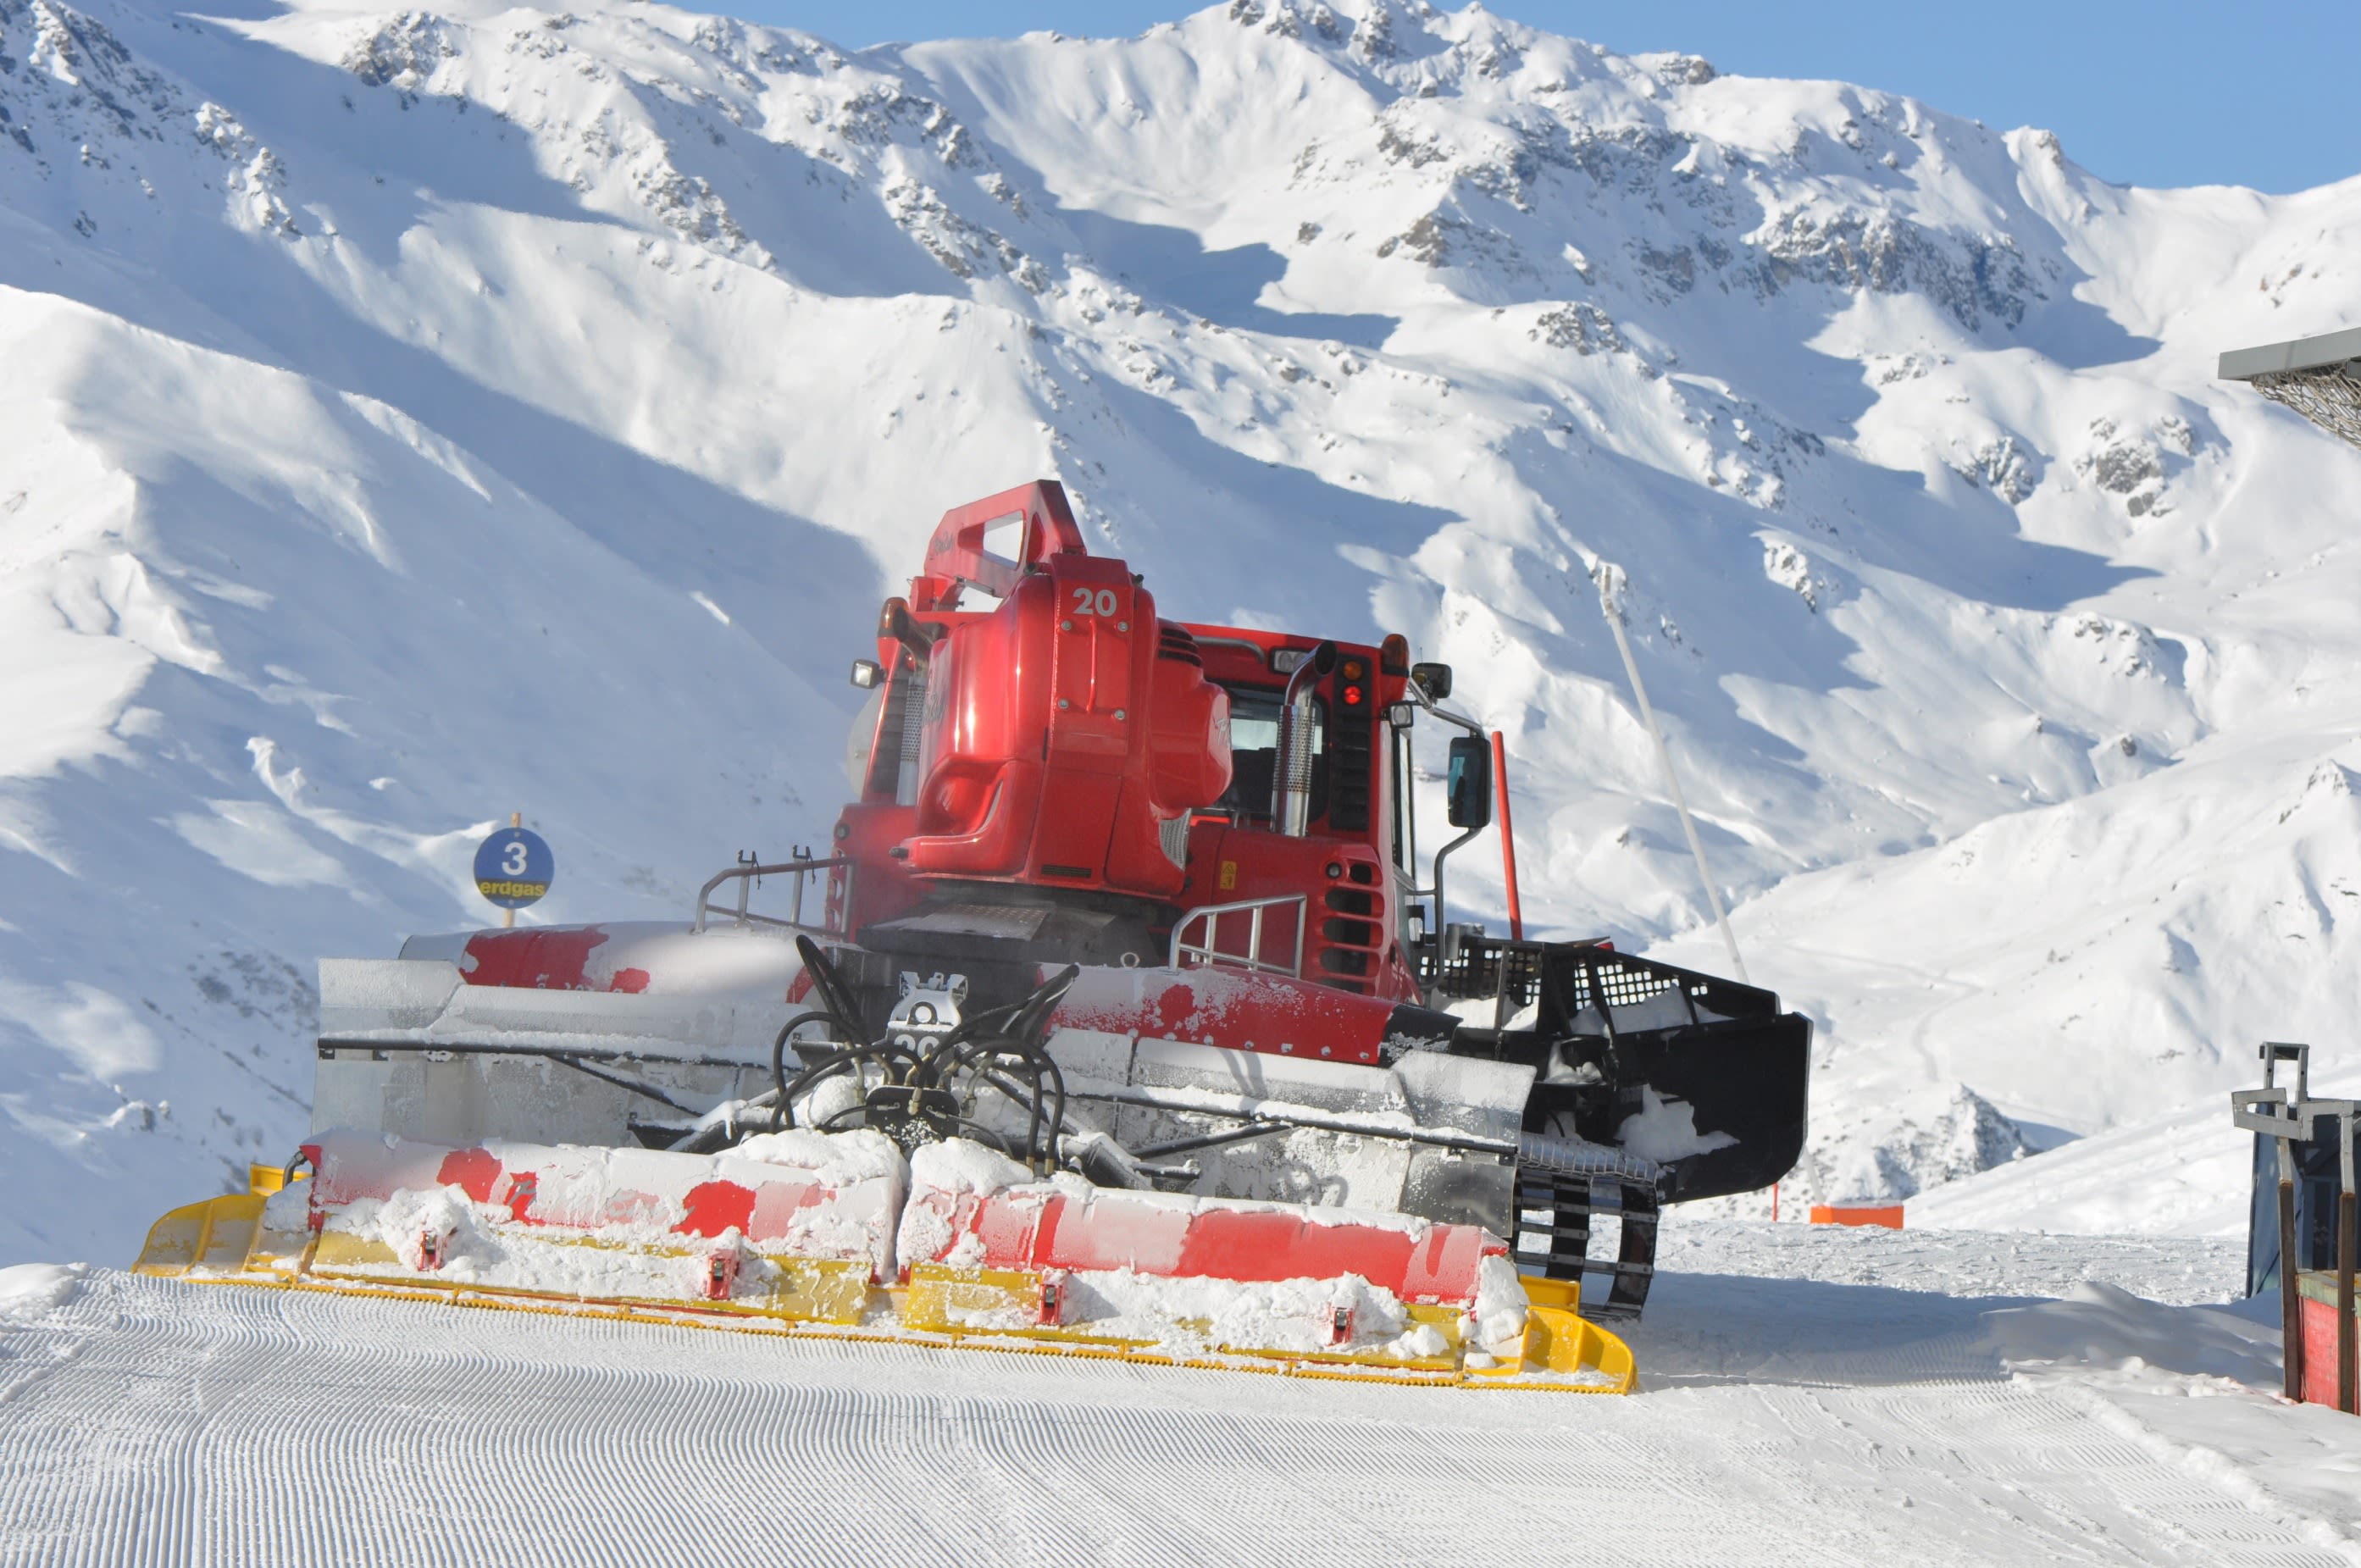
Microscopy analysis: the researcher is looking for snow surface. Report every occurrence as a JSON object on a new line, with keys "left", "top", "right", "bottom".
{"left": 0, "top": 1260, "right": 84, "bottom": 1321}
{"left": 1898, "top": 1058, "right": 2361, "bottom": 1238}
{"left": 8, "top": 1220, "right": 2360, "bottom": 1565}
{"left": 4, "top": 0, "right": 2361, "bottom": 1260}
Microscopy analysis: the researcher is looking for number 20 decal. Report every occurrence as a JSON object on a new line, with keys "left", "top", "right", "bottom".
{"left": 1071, "top": 586, "right": 1120, "bottom": 617}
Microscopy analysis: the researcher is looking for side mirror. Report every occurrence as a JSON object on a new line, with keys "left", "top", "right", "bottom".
{"left": 1445, "top": 734, "right": 1492, "bottom": 830}
{"left": 1411, "top": 662, "right": 1453, "bottom": 701}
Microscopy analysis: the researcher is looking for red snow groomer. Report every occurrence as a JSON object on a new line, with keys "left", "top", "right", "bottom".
{"left": 139, "top": 482, "right": 1811, "bottom": 1392}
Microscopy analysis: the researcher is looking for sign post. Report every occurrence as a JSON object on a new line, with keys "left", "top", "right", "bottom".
{"left": 474, "top": 812, "right": 554, "bottom": 928}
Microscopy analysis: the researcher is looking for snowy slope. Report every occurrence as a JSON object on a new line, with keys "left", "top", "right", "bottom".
{"left": 14, "top": 1225, "right": 2361, "bottom": 1568}
{"left": 3, "top": 0, "right": 2361, "bottom": 1259}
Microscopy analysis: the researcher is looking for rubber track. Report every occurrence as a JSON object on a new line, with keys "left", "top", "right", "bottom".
{"left": 0, "top": 1272, "right": 2349, "bottom": 1567}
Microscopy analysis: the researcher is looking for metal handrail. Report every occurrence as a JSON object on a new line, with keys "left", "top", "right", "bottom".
{"left": 693, "top": 856, "right": 855, "bottom": 934}
{"left": 1168, "top": 894, "right": 1306, "bottom": 979}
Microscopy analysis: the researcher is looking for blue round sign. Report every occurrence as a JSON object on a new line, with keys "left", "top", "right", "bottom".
{"left": 474, "top": 827, "right": 555, "bottom": 910}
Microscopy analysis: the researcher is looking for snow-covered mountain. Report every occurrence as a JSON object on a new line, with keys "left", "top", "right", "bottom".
{"left": 4, "top": 0, "right": 2358, "bottom": 1260}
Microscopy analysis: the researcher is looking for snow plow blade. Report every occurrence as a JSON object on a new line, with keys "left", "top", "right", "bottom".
{"left": 896, "top": 1265, "right": 1632, "bottom": 1389}
{"left": 135, "top": 1133, "right": 1634, "bottom": 1393}
{"left": 137, "top": 1127, "right": 903, "bottom": 1326}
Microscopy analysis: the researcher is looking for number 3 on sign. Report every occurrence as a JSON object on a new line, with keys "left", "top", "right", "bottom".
{"left": 1070, "top": 587, "right": 1119, "bottom": 617}
{"left": 474, "top": 825, "right": 552, "bottom": 913}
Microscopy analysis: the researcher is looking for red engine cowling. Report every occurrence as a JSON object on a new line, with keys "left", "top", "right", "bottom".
{"left": 900, "top": 524, "right": 1228, "bottom": 901}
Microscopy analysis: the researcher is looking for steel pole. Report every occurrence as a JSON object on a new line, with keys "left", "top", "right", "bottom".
{"left": 2281, "top": 1133, "right": 2305, "bottom": 1401}
{"left": 2341, "top": 1113, "right": 2358, "bottom": 1415}
{"left": 2340, "top": 1188, "right": 2356, "bottom": 1414}
{"left": 1597, "top": 569, "right": 1746, "bottom": 982}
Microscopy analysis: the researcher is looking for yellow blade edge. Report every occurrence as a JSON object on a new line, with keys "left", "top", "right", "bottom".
{"left": 306, "top": 1230, "right": 877, "bottom": 1326}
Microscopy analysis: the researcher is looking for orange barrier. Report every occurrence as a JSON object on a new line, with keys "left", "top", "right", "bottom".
{"left": 1809, "top": 1205, "right": 1904, "bottom": 1230}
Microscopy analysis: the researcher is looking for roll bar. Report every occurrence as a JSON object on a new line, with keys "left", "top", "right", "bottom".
{"left": 912, "top": 479, "right": 1089, "bottom": 612}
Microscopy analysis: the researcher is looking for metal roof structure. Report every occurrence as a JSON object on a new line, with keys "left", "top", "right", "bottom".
{"left": 2220, "top": 326, "right": 2361, "bottom": 450}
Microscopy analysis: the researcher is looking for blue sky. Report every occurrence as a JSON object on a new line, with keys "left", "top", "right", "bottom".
{"left": 726, "top": 0, "right": 2357, "bottom": 194}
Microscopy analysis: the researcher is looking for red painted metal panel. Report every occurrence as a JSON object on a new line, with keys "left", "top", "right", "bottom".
{"left": 458, "top": 926, "right": 618, "bottom": 991}
{"left": 2299, "top": 1291, "right": 2352, "bottom": 1409}
{"left": 1032, "top": 1192, "right": 1190, "bottom": 1275}
{"left": 1168, "top": 1208, "right": 1416, "bottom": 1290}
{"left": 1054, "top": 966, "right": 1395, "bottom": 1065}
{"left": 1174, "top": 822, "right": 1421, "bottom": 1006}
{"left": 912, "top": 480, "right": 1089, "bottom": 612}
{"left": 898, "top": 542, "right": 1228, "bottom": 901}
{"left": 679, "top": 1180, "right": 757, "bottom": 1239}
{"left": 927, "top": 1184, "right": 1498, "bottom": 1305}
{"left": 435, "top": 1147, "right": 503, "bottom": 1203}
